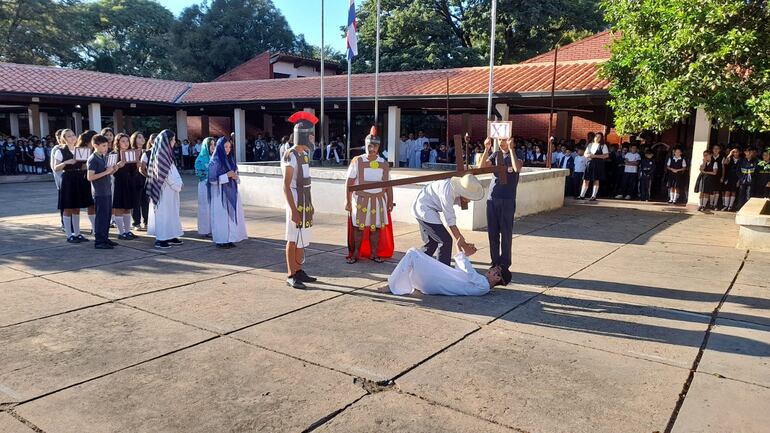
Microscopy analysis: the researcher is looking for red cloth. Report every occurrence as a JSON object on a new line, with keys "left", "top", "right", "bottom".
{"left": 347, "top": 213, "right": 394, "bottom": 259}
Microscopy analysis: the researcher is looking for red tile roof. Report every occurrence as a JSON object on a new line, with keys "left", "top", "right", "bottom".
{"left": 183, "top": 61, "right": 609, "bottom": 104}
{"left": 0, "top": 63, "right": 190, "bottom": 103}
{"left": 522, "top": 30, "right": 615, "bottom": 64}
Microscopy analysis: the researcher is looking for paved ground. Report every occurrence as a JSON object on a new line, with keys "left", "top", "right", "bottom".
{"left": 0, "top": 177, "right": 768, "bottom": 433}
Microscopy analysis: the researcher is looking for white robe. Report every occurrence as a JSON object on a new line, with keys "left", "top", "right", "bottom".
{"left": 388, "top": 248, "right": 490, "bottom": 296}
{"left": 148, "top": 164, "right": 183, "bottom": 241}
{"left": 209, "top": 174, "right": 248, "bottom": 244}
{"left": 197, "top": 180, "right": 211, "bottom": 235}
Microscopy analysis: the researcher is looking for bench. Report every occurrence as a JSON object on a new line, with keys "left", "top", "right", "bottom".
{"left": 736, "top": 198, "right": 770, "bottom": 252}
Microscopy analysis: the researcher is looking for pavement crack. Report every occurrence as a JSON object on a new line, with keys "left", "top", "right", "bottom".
{"left": 353, "top": 377, "right": 395, "bottom": 394}
{"left": 7, "top": 407, "right": 51, "bottom": 432}
{"left": 663, "top": 249, "right": 750, "bottom": 433}
{"left": 300, "top": 394, "right": 370, "bottom": 433}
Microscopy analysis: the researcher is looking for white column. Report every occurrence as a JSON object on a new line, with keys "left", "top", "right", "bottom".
{"left": 72, "top": 112, "right": 83, "bottom": 134}
{"left": 112, "top": 109, "right": 124, "bottom": 132}
{"left": 494, "top": 103, "right": 510, "bottom": 121}
{"left": 234, "top": 108, "right": 246, "bottom": 162}
{"left": 387, "top": 106, "right": 401, "bottom": 164}
{"left": 39, "top": 112, "right": 49, "bottom": 137}
{"left": 688, "top": 107, "right": 712, "bottom": 206}
{"left": 9, "top": 113, "right": 20, "bottom": 137}
{"left": 175, "top": 110, "right": 188, "bottom": 142}
{"left": 88, "top": 103, "right": 102, "bottom": 132}
{"left": 263, "top": 114, "right": 273, "bottom": 136}
{"left": 27, "top": 104, "right": 41, "bottom": 137}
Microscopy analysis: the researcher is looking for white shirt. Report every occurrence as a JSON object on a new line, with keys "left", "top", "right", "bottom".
{"left": 33, "top": 147, "right": 45, "bottom": 162}
{"left": 193, "top": 143, "right": 202, "bottom": 154}
{"left": 388, "top": 248, "right": 489, "bottom": 296}
{"left": 586, "top": 143, "right": 609, "bottom": 158}
{"left": 667, "top": 157, "right": 687, "bottom": 168}
{"left": 399, "top": 140, "right": 408, "bottom": 161}
{"left": 552, "top": 151, "right": 564, "bottom": 164}
{"left": 181, "top": 143, "right": 190, "bottom": 156}
{"left": 411, "top": 179, "right": 459, "bottom": 227}
{"left": 574, "top": 155, "right": 587, "bottom": 173}
{"left": 624, "top": 152, "right": 641, "bottom": 173}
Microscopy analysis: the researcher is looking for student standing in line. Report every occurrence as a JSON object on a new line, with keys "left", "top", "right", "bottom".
{"left": 111, "top": 133, "right": 139, "bottom": 240}
{"left": 480, "top": 137, "right": 522, "bottom": 272}
{"left": 578, "top": 132, "right": 610, "bottom": 201}
{"left": 709, "top": 144, "right": 725, "bottom": 210}
{"left": 55, "top": 130, "right": 97, "bottom": 243}
{"left": 558, "top": 146, "right": 575, "bottom": 197}
{"left": 181, "top": 139, "right": 191, "bottom": 170}
{"left": 51, "top": 130, "right": 65, "bottom": 231}
{"left": 571, "top": 146, "right": 587, "bottom": 199}
{"left": 147, "top": 130, "right": 184, "bottom": 249}
{"left": 87, "top": 134, "right": 121, "bottom": 249}
{"left": 666, "top": 148, "right": 688, "bottom": 204}
{"left": 737, "top": 147, "right": 759, "bottom": 210}
{"left": 100, "top": 128, "right": 115, "bottom": 147}
{"left": 617, "top": 143, "right": 641, "bottom": 200}
{"left": 209, "top": 136, "right": 248, "bottom": 248}
{"left": 195, "top": 137, "right": 214, "bottom": 238}
{"left": 722, "top": 147, "right": 742, "bottom": 211}
{"left": 695, "top": 151, "right": 719, "bottom": 212}
{"left": 129, "top": 132, "right": 148, "bottom": 231}
{"left": 33, "top": 140, "right": 46, "bottom": 174}
{"left": 639, "top": 149, "right": 656, "bottom": 202}
{"left": 755, "top": 148, "right": 770, "bottom": 199}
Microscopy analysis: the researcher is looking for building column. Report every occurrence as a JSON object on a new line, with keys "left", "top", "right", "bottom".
{"left": 387, "top": 106, "right": 401, "bottom": 165}
{"left": 555, "top": 111, "right": 572, "bottom": 140}
{"left": 175, "top": 110, "right": 188, "bottom": 142}
{"left": 494, "top": 103, "right": 510, "bottom": 121}
{"left": 112, "top": 109, "right": 125, "bottom": 132}
{"left": 27, "top": 104, "right": 41, "bottom": 137}
{"left": 201, "top": 115, "right": 210, "bottom": 138}
{"left": 9, "top": 113, "right": 20, "bottom": 137}
{"left": 688, "top": 107, "right": 712, "bottom": 206}
{"left": 233, "top": 108, "right": 246, "bottom": 162}
{"left": 262, "top": 114, "right": 273, "bottom": 136}
{"left": 72, "top": 112, "right": 83, "bottom": 134}
{"left": 39, "top": 112, "right": 49, "bottom": 137}
{"left": 125, "top": 116, "right": 134, "bottom": 132}
{"left": 88, "top": 103, "right": 102, "bottom": 132}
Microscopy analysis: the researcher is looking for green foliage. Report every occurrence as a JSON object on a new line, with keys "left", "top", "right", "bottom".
{"left": 601, "top": 0, "right": 770, "bottom": 133}
{"left": 351, "top": 0, "right": 604, "bottom": 73}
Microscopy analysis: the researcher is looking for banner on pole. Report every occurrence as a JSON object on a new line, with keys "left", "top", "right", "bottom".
{"left": 488, "top": 121, "right": 512, "bottom": 140}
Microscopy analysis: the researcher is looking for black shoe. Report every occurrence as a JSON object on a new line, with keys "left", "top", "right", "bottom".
{"left": 125, "top": 232, "right": 137, "bottom": 240}
{"left": 118, "top": 233, "right": 130, "bottom": 240}
{"left": 107, "top": 240, "right": 119, "bottom": 246}
{"left": 575, "top": 196, "right": 585, "bottom": 200}
{"left": 168, "top": 238, "right": 184, "bottom": 246}
{"left": 295, "top": 269, "right": 317, "bottom": 283}
{"left": 154, "top": 240, "right": 171, "bottom": 249}
{"left": 226, "top": 242, "right": 236, "bottom": 248}
{"left": 588, "top": 197, "right": 597, "bottom": 201}
{"left": 67, "top": 236, "right": 79, "bottom": 244}
{"left": 216, "top": 243, "right": 229, "bottom": 249}
{"left": 287, "top": 276, "right": 307, "bottom": 289}
{"left": 76, "top": 234, "right": 89, "bottom": 242}
{"left": 95, "top": 243, "right": 114, "bottom": 250}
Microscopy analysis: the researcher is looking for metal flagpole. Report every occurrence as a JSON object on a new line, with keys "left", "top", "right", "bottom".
{"left": 374, "top": 0, "right": 381, "bottom": 125}
{"left": 546, "top": 45, "right": 559, "bottom": 169}
{"left": 347, "top": 59, "right": 352, "bottom": 161}
{"left": 320, "top": 0, "right": 325, "bottom": 163}
{"left": 487, "top": 0, "right": 498, "bottom": 152}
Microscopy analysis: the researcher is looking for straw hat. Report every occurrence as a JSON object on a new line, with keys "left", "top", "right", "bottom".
{"left": 450, "top": 174, "right": 485, "bottom": 201}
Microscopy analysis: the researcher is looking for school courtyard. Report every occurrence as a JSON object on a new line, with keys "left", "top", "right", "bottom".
{"left": 0, "top": 177, "right": 768, "bottom": 433}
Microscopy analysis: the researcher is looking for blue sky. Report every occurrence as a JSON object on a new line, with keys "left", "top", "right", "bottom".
{"left": 162, "top": 0, "right": 350, "bottom": 52}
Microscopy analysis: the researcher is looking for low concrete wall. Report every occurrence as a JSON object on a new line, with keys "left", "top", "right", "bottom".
{"left": 238, "top": 164, "right": 568, "bottom": 231}
{"left": 736, "top": 198, "right": 770, "bottom": 252}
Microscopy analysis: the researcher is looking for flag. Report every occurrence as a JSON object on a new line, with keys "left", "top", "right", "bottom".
{"left": 346, "top": 0, "right": 358, "bottom": 61}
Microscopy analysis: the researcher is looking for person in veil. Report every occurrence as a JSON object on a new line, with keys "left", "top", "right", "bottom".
{"left": 195, "top": 137, "right": 214, "bottom": 237}
{"left": 209, "top": 136, "right": 247, "bottom": 248}
{"left": 147, "top": 130, "right": 184, "bottom": 249}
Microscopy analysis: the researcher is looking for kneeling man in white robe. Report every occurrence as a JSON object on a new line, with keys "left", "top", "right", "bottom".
{"left": 388, "top": 247, "right": 511, "bottom": 296}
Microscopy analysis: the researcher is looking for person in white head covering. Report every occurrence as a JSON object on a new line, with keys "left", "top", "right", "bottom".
{"left": 410, "top": 173, "right": 485, "bottom": 266}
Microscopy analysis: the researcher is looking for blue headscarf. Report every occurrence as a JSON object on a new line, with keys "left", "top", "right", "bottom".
{"left": 208, "top": 136, "right": 239, "bottom": 222}
{"left": 194, "top": 137, "right": 214, "bottom": 182}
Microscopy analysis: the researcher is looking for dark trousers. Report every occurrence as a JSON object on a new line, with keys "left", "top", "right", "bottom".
{"left": 417, "top": 219, "right": 453, "bottom": 266}
{"left": 621, "top": 172, "right": 638, "bottom": 197}
{"left": 571, "top": 172, "right": 584, "bottom": 198}
{"left": 132, "top": 187, "right": 149, "bottom": 226}
{"left": 487, "top": 198, "right": 516, "bottom": 269}
{"left": 639, "top": 175, "right": 652, "bottom": 201}
{"left": 737, "top": 183, "right": 753, "bottom": 210}
{"left": 94, "top": 195, "right": 112, "bottom": 245}
{"left": 182, "top": 155, "right": 191, "bottom": 170}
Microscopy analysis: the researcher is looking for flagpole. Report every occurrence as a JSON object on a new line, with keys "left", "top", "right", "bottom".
{"left": 347, "top": 58, "right": 352, "bottom": 161}
{"left": 374, "top": 0, "right": 381, "bottom": 126}
{"left": 487, "top": 0, "right": 498, "bottom": 152}
{"left": 320, "top": 0, "right": 325, "bottom": 163}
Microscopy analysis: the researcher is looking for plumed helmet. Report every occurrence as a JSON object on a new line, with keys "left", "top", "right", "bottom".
{"left": 288, "top": 111, "right": 319, "bottom": 147}
{"left": 365, "top": 126, "right": 380, "bottom": 149}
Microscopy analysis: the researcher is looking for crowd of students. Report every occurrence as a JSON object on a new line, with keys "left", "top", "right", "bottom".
{"left": 0, "top": 135, "right": 59, "bottom": 175}
{"left": 50, "top": 127, "right": 247, "bottom": 250}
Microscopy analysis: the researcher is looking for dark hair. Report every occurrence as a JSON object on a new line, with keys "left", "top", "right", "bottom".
{"left": 91, "top": 134, "right": 109, "bottom": 147}
{"left": 100, "top": 127, "right": 114, "bottom": 137}
{"left": 499, "top": 268, "right": 512, "bottom": 286}
{"left": 113, "top": 132, "right": 130, "bottom": 153}
{"left": 76, "top": 130, "right": 98, "bottom": 148}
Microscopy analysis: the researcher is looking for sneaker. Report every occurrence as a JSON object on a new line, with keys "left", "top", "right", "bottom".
{"left": 287, "top": 276, "right": 307, "bottom": 289}
{"left": 125, "top": 232, "right": 137, "bottom": 240}
{"left": 226, "top": 242, "right": 236, "bottom": 248}
{"left": 575, "top": 196, "right": 585, "bottom": 200}
{"left": 698, "top": 206, "right": 704, "bottom": 212}
{"left": 168, "top": 238, "right": 184, "bottom": 246}
{"left": 60, "top": 226, "right": 65, "bottom": 233}
{"left": 614, "top": 194, "right": 623, "bottom": 199}
{"left": 154, "top": 240, "right": 171, "bottom": 249}
{"left": 76, "top": 234, "right": 89, "bottom": 242}
{"left": 588, "top": 197, "right": 597, "bottom": 201}
{"left": 625, "top": 195, "right": 631, "bottom": 200}
{"left": 67, "top": 236, "right": 79, "bottom": 244}
{"left": 295, "top": 269, "right": 317, "bottom": 283}
{"left": 132, "top": 224, "right": 141, "bottom": 230}
{"left": 95, "top": 243, "right": 114, "bottom": 250}
{"left": 118, "top": 233, "right": 130, "bottom": 240}
{"left": 137, "top": 224, "right": 147, "bottom": 232}
{"left": 107, "top": 240, "right": 119, "bottom": 246}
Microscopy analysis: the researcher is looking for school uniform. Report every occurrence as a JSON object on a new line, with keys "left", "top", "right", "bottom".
{"left": 281, "top": 148, "right": 313, "bottom": 248}
{"left": 666, "top": 157, "right": 688, "bottom": 189}
{"left": 572, "top": 155, "right": 587, "bottom": 198}
{"left": 621, "top": 152, "right": 641, "bottom": 197}
{"left": 639, "top": 159, "right": 656, "bottom": 201}
{"left": 57, "top": 146, "right": 94, "bottom": 210}
{"left": 736, "top": 157, "right": 758, "bottom": 210}
{"left": 530, "top": 152, "right": 546, "bottom": 167}
{"left": 558, "top": 154, "right": 575, "bottom": 196}
{"left": 584, "top": 142, "right": 609, "bottom": 182}
{"left": 724, "top": 157, "right": 742, "bottom": 194}
{"left": 111, "top": 152, "right": 139, "bottom": 209}
{"left": 755, "top": 160, "right": 770, "bottom": 198}
{"left": 695, "top": 160, "right": 719, "bottom": 195}
{"left": 486, "top": 151, "right": 520, "bottom": 270}
{"left": 133, "top": 150, "right": 151, "bottom": 228}
{"left": 87, "top": 152, "right": 112, "bottom": 246}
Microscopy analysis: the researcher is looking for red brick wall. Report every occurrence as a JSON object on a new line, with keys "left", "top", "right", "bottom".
{"left": 187, "top": 116, "right": 233, "bottom": 140}
{"left": 214, "top": 52, "right": 272, "bottom": 82}
{"left": 449, "top": 112, "right": 608, "bottom": 142}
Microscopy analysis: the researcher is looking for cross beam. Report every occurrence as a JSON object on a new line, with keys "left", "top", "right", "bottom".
{"left": 348, "top": 165, "right": 507, "bottom": 192}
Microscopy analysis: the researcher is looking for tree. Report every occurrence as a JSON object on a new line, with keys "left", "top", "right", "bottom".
{"left": 0, "top": 0, "right": 89, "bottom": 65}
{"left": 351, "top": 0, "right": 604, "bottom": 73}
{"left": 170, "top": 0, "right": 297, "bottom": 82}
{"left": 74, "top": 0, "right": 177, "bottom": 79}
{"left": 601, "top": 0, "right": 770, "bottom": 133}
